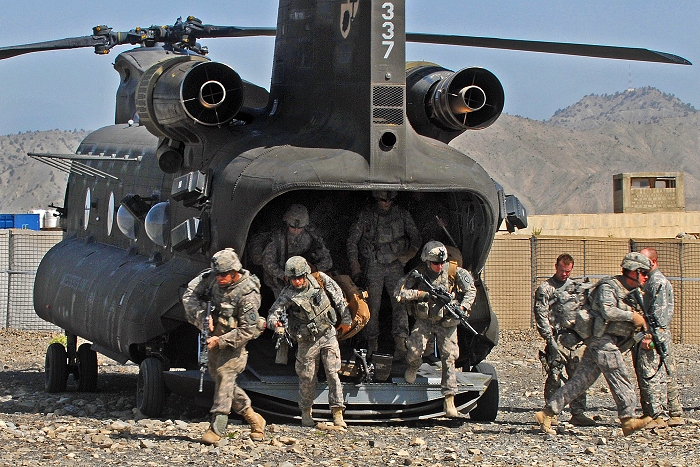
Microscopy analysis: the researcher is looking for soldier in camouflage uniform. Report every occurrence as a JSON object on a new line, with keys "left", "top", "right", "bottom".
{"left": 535, "top": 252, "right": 653, "bottom": 436}
{"left": 182, "top": 248, "right": 267, "bottom": 444}
{"left": 534, "top": 253, "right": 596, "bottom": 426}
{"left": 347, "top": 190, "right": 421, "bottom": 359}
{"left": 267, "top": 256, "right": 352, "bottom": 428}
{"left": 262, "top": 204, "right": 333, "bottom": 298}
{"left": 634, "top": 247, "right": 685, "bottom": 428}
{"left": 395, "top": 241, "right": 476, "bottom": 418}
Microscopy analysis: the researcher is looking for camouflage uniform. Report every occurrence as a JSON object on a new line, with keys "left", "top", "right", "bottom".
{"left": 534, "top": 276, "right": 588, "bottom": 416}
{"left": 395, "top": 262, "right": 476, "bottom": 396}
{"left": 182, "top": 268, "right": 262, "bottom": 418}
{"left": 633, "top": 268, "right": 683, "bottom": 419}
{"left": 262, "top": 228, "right": 332, "bottom": 298}
{"left": 546, "top": 276, "right": 639, "bottom": 420}
{"left": 267, "top": 271, "right": 352, "bottom": 412}
{"left": 347, "top": 200, "right": 420, "bottom": 349}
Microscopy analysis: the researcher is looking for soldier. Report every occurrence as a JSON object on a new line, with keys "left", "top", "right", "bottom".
{"left": 267, "top": 256, "right": 352, "bottom": 428}
{"left": 635, "top": 247, "right": 685, "bottom": 428}
{"left": 534, "top": 252, "right": 653, "bottom": 436}
{"left": 182, "top": 248, "right": 267, "bottom": 444}
{"left": 534, "top": 254, "right": 596, "bottom": 427}
{"left": 262, "top": 203, "right": 333, "bottom": 298}
{"left": 395, "top": 241, "right": 476, "bottom": 418}
{"left": 347, "top": 190, "right": 421, "bottom": 359}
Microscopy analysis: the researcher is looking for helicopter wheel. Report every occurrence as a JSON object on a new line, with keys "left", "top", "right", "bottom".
{"left": 469, "top": 362, "right": 499, "bottom": 422}
{"left": 45, "top": 342, "right": 69, "bottom": 393}
{"left": 77, "top": 343, "right": 99, "bottom": 392}
{"left": 136, "top": 357, "right": 166, "bottom": 417}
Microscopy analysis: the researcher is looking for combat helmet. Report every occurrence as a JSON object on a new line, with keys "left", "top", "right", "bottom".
{"left": 620, "top": 252, "right": 652, "bottom": 273}
{"left": 285, "top": 256, "right": 311, "bottom": 278}
{"left": 211, "top": 248, "right": 242, "bottom": 274}
{"left": 372, "top": 190, "right": 397, "bottom": 201}
{"left": 421, "top": 241, "right": 448, "bottom": 263}
{"left": 282, "top": 204, "right": 309, "bottom": 228}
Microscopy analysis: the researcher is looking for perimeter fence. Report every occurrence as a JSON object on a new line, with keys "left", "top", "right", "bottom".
{"left": 3, "top": 230, "right": 700, "bottom": 343}
{"left": 483, "top": 235, "right": 700, "bottom": 343}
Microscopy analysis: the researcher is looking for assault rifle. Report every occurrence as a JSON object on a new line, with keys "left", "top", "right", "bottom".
{"left": 624, "top": 287, "right": 671, "bottom": 378}
{"left": 274, "top": 309, "right": 294, "bottom": 351}
{"left": 198, "top": 299, "right": 212, "bottom": 392}
{"left": 409, "top": 270, "right": 477, "bottom": 336}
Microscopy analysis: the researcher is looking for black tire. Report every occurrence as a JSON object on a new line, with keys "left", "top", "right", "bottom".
{"left": 136, "top": 357, "right": 166, "bottom": 417}
{"left": 469, "top": 361, "right": 499, "bottom": 421}
{"left": 77, "top": 343, "right": 99, "bottom": 392}
{"left": 45, "top": 342, "right": 69, "bottom": 393}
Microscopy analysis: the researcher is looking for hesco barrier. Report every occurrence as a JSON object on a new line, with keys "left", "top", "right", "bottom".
{"left": 0, "top": 229, "right": 63, "bottom": 331}
{"left": 484, "top": 235, "right": 700, "bottom": 344}
{"left": 3, "top": 231, "right": 700, "bottom": 343}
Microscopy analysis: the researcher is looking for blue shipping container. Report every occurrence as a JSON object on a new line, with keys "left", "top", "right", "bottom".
{"left": 0, "top": 213, "right": 41, "bottom": 230}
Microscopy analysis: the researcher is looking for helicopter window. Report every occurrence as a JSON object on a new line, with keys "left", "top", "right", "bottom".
{"left": 107, "top": 192, "right": 115, "bottom": 236}
{"left": 83, "top": 188, "right": 91, "bottom": 230}
{"left": 116, "top": 205, "right": 138, "bottom": 241}
{"left": 145, "top": 202, "right": 170, "bottom": 247}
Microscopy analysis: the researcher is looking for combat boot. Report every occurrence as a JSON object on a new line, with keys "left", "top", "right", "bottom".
{"left": 404, "top": 366, "right": 418, "bottom": 383}
{"left": 393, "top": 336, "right": 407, "bottom": 361}
{"left": 668, "top": 416, "right": 686, "bottom": 427}
{"left": 644, "top": 416, "right": 668, "bottom": 429}
{"left": 569, "top": 413, "right": 597, "bottom": 427}
{"left": 242, "top": 407, "right": 266, "bottom": 441}
{"left": 443, "top": 394, "right": 459, "bottom": 418}
{"left": 301, "top": 407, "right": 315, "bottom": 427}
{"left": 332, "top": 407, "right": 347, "bottom": 428}
{"left": 620, "top": 416, "right": 651, "bottom": 436}
{"left": 201, "top": 413, "right": 228, "bottom": 445}
{"left": 534, "top": 407, "right": 556, "bottom": 435}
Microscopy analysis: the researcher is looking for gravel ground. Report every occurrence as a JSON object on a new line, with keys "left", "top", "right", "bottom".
{"left": 2, "top": 327, "right": 700, "bottom": 466}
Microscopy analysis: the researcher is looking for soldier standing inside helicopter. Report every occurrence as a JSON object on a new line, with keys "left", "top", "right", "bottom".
{"left": 262, "top": 203, "right": 333, "bottom": 298}
{"left": 347, "top": 190, "right": 421, "bottom": 359}
{"left": 182, "top": 248, "right": 267, "bottom": 445}
{"left": 534, "top": 253, "right": 597, "bottom": 427}
{"left": 395, "top": 241, "right": 476, "bottom": 417}
{"left": 267, "top": 256, "right": 352, "bottom": 428}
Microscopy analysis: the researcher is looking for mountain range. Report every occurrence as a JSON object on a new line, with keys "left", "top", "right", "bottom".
{"left": 0, "top": 87, "right": 697, "bottom": 215}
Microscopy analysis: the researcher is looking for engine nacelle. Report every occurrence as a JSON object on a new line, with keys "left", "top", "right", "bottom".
{"left": 136, "top": 56, "right": 244, "bottom": 144}
{"left": 406, "top": 62, "right": 504, "bottom": 142}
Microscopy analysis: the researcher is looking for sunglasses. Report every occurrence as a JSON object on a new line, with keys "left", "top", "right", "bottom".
{"left": 637, "top": 270, "right": 650, "bottom": 277}
{"left": 377, "top": 198, "right": 393, "bottom": 202}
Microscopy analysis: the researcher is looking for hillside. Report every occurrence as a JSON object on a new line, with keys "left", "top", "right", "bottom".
{"left": 0, "top": 130, "right": 88, "bottom": 213}
{"left": 1, "top": 87, "right": 698, "bottom": 216}
{"left": 452, "top": 87, "right": 700, "bottom": 214}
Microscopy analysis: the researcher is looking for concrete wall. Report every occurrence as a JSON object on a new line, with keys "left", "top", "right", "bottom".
{"left": 513, "top": 211, "right": 700, "bottom": 239}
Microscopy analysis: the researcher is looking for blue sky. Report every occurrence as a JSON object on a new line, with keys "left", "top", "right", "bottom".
{"left": 0, "top": 0, "right": 697, "bottom": 134}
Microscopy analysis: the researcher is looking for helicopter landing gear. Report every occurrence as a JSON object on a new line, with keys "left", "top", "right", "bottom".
{"left": 77, "top": 342, "right": 98, "bottom": 392}
{"left": 469, "top": 362, "right": 499, "bottom": 422}
{"left": 136, "top": 357, "right": 166, "bottom": 417}
{"left": 45, "top": 342, "right": 69, "bottom": 393}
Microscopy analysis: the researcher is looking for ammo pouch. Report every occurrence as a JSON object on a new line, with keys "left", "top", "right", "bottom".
{"left": 558, "top": 330, "right": 583, "bottom": 350}
{"left": 413, "top": 302, "right": 429, "bottom": 320}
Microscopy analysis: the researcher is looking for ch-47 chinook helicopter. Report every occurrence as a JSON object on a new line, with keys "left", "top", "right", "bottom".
{"left": 1, "top": 0, "right": 689, "bottom": 423}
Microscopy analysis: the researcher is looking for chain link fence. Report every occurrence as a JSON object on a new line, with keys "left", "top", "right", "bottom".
{"left": 484, "top": 235, "right": 700, "bottom": 344}
{"left": 3, "top": 230, "right": 700, "bottom": 343}
{"left": 1, "top": 230, "right": 62, "bottom": 331}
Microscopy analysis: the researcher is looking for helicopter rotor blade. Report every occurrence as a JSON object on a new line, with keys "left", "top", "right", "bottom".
{"left": 406, "top": 33, "right": 691, "bottom": 65}
{"left": 198, "top": 25, "right": 277, "bottom": 38}
{"left": 0, "top": 36, "right": 105, "bottom": 60}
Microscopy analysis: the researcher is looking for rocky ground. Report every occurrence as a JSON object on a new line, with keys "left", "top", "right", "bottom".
{"left": 2, "top": 328, "right": 699, "bottom": 467}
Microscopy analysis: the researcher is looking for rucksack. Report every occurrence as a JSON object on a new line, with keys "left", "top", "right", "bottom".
{"left": 552, "top": 278, "right": 598, "bottom": 344}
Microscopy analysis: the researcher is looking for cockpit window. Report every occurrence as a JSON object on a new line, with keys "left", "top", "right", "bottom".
{"left": 116, "top": 205, "right": 138, "bottom": 240}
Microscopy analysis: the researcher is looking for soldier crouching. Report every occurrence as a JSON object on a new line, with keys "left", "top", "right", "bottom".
{"left": 267, "top": 256, "right": 352, "bottom": 428}
{"left": 182, "top": 248, "right": 267, "bottom": 444}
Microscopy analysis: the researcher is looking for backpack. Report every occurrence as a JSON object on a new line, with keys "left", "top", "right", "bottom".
{"left": 552, "top": 278, "right": 598, "bottom": 345}
{"left": 312, "top": 272, "right": 370, "bottom": 341}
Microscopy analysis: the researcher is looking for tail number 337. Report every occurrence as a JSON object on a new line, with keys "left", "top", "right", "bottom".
{"left": 381, "top": 2, "right": 395, "bottom": 59}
